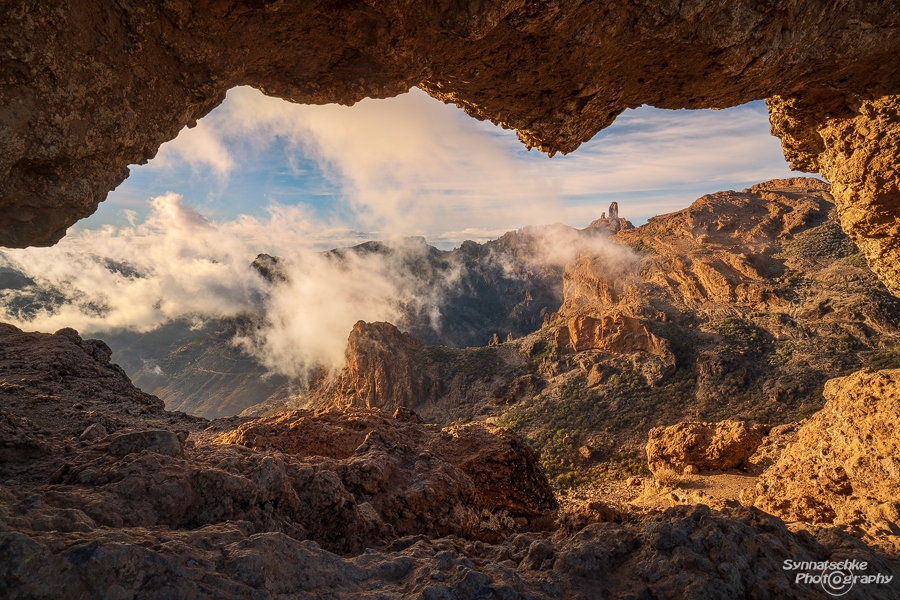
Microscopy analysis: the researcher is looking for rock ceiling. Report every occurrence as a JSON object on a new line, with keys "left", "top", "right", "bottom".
{"left": 2, "top": 1, "right": 900, "bottom": 289}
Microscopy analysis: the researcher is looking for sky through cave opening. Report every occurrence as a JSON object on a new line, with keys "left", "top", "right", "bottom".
{"left": 81, "top": 87, "right": 800, "bottom": 250}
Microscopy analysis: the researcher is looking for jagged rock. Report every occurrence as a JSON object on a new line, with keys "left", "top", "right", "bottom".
{"left": 436, "top": 423, "right": 558, "bottom": 521}
{"left": 615, "top": 178, "right": 836, "bottom": 310}
{"left": 646, "top": 420, "right": 769, "bottom": 474}
{"left": 107, "top": 429, "right": 183, "bottom": 457}
{"left": 333, "top": 321, "right": 428, "bottom": 413}
{"left": 589, "top": 201, "right": 633, "bottom": 234}
{"left": 4, "top": 503, "right": 898, "bottom": 599}
{"left": 746, "top": 368, "right": 900, "bottom": 527}
{"left": 391, "top": 406, "right": 423, "bottom": 424}
{"left": 310, "top": 320, "right": 530, "bottom": 420}
{"left": 744, "top": 422, "right": 801, "bottom": 475}
{"left": 214, "top": 409, "right": 557, "bottom": 525}
{"left": 5, "top": 2, "right": 900, "bottom": 251}
{"left": 556, "top": 313, "right": 676, "bottom": 385}
{"left": 0, "top": 411, "right": 47, "bottom": 463}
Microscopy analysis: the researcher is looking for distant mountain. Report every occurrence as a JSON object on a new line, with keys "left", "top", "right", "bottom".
{"left": 99, "top": 317, "right": 293, "bottom": 419}
{"left": 0, "top": 212, "right": 633, "bottom": 418}
{"left": 299, "top": 178, "right": 900, "bottom": 485}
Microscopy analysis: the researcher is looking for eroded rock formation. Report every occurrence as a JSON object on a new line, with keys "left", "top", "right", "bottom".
{"left": 646, "top": 420, "right": 768, "bottom": 475}
{"left": 745, "top": 368, "right": 900, "bottom": 530}
{"left": 4, "top": 1, "right": 900, "bottom": 262}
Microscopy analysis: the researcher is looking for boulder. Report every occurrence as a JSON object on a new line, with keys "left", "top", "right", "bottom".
{"left": 108, "top": 430, "right": 183, "bottom": 457}
{"left": 646, "top": 420, "right": 768, "bottom": 474}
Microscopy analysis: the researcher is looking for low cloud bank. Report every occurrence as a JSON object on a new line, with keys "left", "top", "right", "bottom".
{"left": 0, "top": 194, "right": 638, "bottom": 380}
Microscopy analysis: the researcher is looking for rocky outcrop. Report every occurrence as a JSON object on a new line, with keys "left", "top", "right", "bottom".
{"left": 646, "top": 420, "right": 769, "bottom": 475}
{"left": 615, "top": 178, "right": 836, "bottom": 310}
{"left": 557, "top": 313, "right": 672, "bottom": 359}
{"left": 588, "top": 201, "right": 634, "bottom": 234}
{"left": 3, "top": 503, "right": 898, "bottom": 599}
{"left": 309, "top": 320, "right": 532, "bottom": 421}
{"left": 4, "top": 2, "right": 900, "bottom": 248}
{"left": 215, "top": 408, "right": 558, "bottom": 524}
{"left": 332, "top": 321, "right": 430, "bottom": 412}
{"left": 556, "top": 313, "right": 676, "bottom": 385}
{"left": 745, "top": 368, "right": 900, "bottom": 528}
{"left": 769, "top": 95, "right": 900, "bottom": 297}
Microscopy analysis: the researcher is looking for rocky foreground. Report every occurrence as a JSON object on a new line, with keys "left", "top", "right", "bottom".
{"left": 1, "top": 324, "right": 899, "bottom": 598}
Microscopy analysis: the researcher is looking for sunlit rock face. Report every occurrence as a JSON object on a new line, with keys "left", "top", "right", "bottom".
{"left": 3, "top": 1, "right": 900, "bottom": 249}
{"left": 770, "top": 95, "right": 900, "bottom": 296}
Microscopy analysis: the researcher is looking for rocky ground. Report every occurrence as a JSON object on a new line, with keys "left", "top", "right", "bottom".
{"left": 1, "top": 323, "right": 899, "bottom": 598}
{"left": 3, "top": 178, "right": 900, "bottom": 597}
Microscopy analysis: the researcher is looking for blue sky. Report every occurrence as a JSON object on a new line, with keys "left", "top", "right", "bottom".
{"left": 80, "top": 87, "right": 800, "bottom": 249}
{"left": 0, "top": 90, "right": 811, "bottom": 352}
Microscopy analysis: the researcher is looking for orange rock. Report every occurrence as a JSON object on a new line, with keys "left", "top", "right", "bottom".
{"left": 646, "top": 420, "right": 768, "bottom": 474}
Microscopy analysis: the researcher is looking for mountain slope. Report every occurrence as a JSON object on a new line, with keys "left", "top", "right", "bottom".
{"left": 303, "top": 178, "right": 900, "bottom": 485}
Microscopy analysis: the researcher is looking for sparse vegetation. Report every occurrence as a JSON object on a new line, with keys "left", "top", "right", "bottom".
{"left": 865, "top": 350, "right": 900, "bottom": 371}
{"left": 780, "top": 217, "right": 858, "bottom": 260}
{"left": 478, "top": 508, "right": 516, "bottom": 532}
{"left": 652, "top": 466, "right": 683, "bottom": 488}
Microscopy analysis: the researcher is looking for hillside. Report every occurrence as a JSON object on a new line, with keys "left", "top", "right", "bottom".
{"left": 0, "top": 216, "right": 631, "bottom": 418}
{"left": 304, "top": 178, "right": 900, "bottom": 486}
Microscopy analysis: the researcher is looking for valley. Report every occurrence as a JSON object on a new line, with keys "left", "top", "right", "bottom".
{"left": 2, "top": 178, "right": 900, "bottom": 597}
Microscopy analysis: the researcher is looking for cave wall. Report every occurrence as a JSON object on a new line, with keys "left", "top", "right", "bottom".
{"left": 3, "top": 1, "right": 900, "bottom": 291}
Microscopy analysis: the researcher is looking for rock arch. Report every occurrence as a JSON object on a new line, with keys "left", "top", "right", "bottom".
{"left": 3, "top": 1, "right": 900, "bottom": 290}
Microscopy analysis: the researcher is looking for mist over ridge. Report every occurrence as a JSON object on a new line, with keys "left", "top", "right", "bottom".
{"left": 0, "top": 192, "right": 637, "bottom": 388}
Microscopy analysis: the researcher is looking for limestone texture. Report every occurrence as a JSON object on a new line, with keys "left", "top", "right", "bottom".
{"left": 4, "top": 1, "right": 900, "bottom": 258}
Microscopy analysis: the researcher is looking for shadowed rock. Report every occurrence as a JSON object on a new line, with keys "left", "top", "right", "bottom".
{"left": 4, "top": 2, "right": 900, "bottom": 295}
{"left": 108, "top": 429, "right": 183, "bottom": 457}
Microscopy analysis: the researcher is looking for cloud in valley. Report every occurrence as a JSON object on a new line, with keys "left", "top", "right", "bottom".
{"left": 0, "top": 87, "right": 800, "bottom": 381}
{"left": 0, "top": 196, "right": 456, "bottom": 379}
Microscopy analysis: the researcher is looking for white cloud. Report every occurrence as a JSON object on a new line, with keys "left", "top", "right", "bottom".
{"left": 0, "top": 196, "right": 454, "bottom": 379}
{"left": 152, "top": 120, "right": 235, "bottom": 177}
{"left": 130, "top": 87, "right": 796, "bottom": 244}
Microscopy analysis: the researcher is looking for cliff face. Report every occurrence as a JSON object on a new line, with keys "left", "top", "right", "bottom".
{"left": 4, "top": 2, "right": 900, "bottom": 276}
{"left": 331, "top": 321, "right": 430, "bottom": 413}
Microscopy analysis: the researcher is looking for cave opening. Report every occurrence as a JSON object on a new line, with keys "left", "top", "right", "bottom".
{"left": 4, "top": 3, "right": 900, "bottom": 593}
